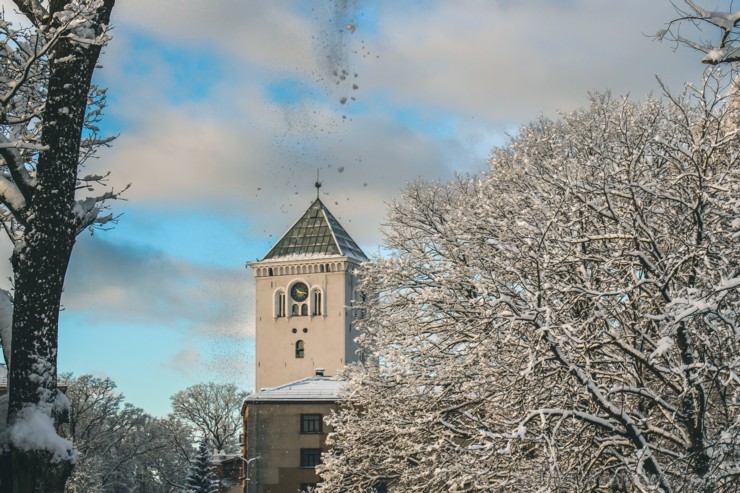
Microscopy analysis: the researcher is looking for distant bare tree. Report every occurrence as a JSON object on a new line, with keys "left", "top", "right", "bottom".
{"left": 171, "top": 382, "right": 248, "bottom": 454}
{"left": 64, "top": 375, "right": 196, "bottom": 493}
{"left": 64, "top": 375, "right": 164, "bottom": 492}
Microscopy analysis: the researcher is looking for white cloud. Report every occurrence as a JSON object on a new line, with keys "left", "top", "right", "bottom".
{"left": 356, "top": 0, "right": 701, "bottom": 122}
{"left": 113, "top": 0, "right": 325, "bottom": 75}
{"left": 163, "top": 348, "right": 201, "bottom": 377}
{"left": 90, "top": 0, "right": 706, "bottom": 236}
{"left": 89, "top": 77, "right": 462, "bottom": 250}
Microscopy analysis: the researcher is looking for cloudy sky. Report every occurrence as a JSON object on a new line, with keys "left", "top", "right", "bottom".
{"left": 1, "top": 0, "right": 717, "bottom": 415}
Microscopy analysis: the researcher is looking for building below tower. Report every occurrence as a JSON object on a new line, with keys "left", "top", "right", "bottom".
{"left": 242, "top": 372, "right": 344, "bottom": 493}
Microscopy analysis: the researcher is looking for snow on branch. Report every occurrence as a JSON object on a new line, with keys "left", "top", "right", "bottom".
{"left": 0, "top": 133, "right": 40, "bottom": 192}
{"left": 73, "top": 182, "right": 130, "bottom": 234}
{"left": 0, "top": 174, "right": 27, "bottom": 211}
{"left": 12, "top": 0, "right": 50, "bottom": 27}
{"left": 658, "top": 0, "right": 740, "bottom": 65}
{"left": 319, "top": 79, "right": 740, "bottom": 492}
{"left": 520, "top": 409, "right": 619, "bottom": 433}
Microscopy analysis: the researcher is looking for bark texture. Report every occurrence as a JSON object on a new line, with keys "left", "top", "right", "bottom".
{"left": 0, "top": 1, "right": 115, "bottom": 491}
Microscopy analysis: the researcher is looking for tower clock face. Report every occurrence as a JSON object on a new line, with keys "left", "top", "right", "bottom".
{"left": 290, "top": 282, "right": 309, "bottom": 302}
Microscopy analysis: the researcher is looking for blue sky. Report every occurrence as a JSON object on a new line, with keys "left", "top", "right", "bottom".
{"left": 1, "top": 0, "right": 715, "bottom": 415}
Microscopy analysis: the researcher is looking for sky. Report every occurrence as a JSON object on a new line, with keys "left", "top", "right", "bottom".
{"left": 0, "top": 0, "right": 722, "bottom": 416}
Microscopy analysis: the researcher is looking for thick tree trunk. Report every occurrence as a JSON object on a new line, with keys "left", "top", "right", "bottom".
{"left": 0, "top": 1, "right": 115, "bottom": 491}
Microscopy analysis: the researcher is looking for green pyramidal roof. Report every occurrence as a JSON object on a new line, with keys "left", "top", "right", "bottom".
{"left": 262, "top": 199, "right": 368, "bottom": 262}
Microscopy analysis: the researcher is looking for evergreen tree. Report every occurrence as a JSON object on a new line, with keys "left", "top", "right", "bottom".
{"left": 185, "top": 440, "right": 219, "bottom": 493}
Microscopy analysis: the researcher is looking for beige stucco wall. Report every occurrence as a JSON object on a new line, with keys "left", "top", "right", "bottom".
{"left": 244, "top": 401, "right": 336, "bottom": 493}
{"left": 251, "top": 258, "right": 362, "bottom": 390}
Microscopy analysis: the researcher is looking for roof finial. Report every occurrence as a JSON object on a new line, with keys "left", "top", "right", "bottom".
{"left": 315, "top": 169, "right": 322, "bottom": 199}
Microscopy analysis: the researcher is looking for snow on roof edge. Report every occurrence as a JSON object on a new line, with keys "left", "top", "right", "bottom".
{"left": 245, "top": 375, "right": 347, "bottom": 402}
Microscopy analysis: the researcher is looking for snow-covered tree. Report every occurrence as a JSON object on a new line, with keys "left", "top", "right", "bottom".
{"left": 62, "top": 374, "right": 199, "bottom": 493}
{"left": 0, "top": 1, "right": 118, "bottom": 491}
{"left": 658, "top": 0, "right": 740, "bottom": 66}
{"left": 171, "top": 382, "right": 248, "bottom": 454}
{"left": 145, "top": 416, "right": 200, "bottom": 492}
{"left": 185, "top": 440, "right": 219, "bottom": 493}
{"left": 64, "top": 375, "right": 181, "bottom": 493}
{"left": 318, "top": 75, "right": 740, "bottom": 492}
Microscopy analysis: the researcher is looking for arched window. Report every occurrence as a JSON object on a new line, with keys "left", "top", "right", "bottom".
{"left": 292, "top": 304, "right": 299, "bottom": 316}
{"left": 312, "top": 289, "right": 323, "bottom": 316}
{"left": 301, "top": 304, "right": 308, "bottom": 316}
{"left": 295, "top": 340, "right": 305, "bottom": 358}
{"left": 275, "top": 290, "right": 286, "bottom": 318}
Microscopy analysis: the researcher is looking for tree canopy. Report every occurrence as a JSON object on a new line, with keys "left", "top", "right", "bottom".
{"left": 318, "top": 75, "right": 740, "bottom": 492}
{"left": 171, "top": 382, "right": 248, "bottom": 454}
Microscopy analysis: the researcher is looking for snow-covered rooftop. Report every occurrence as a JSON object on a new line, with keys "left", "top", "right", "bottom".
{"left": 260, "top": 198, "right": 368, "bottom": 262}
{"left": 246, "top": 374, "right": 346, "bottom": 402}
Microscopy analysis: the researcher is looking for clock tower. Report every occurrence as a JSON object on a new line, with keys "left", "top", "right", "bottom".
{"left": 248, "top": 198, "right": 367, "bottom": 390}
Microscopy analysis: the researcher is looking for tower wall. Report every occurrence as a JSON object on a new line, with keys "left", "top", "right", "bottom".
{"left": 251, "top": 258, "right": 362, "bottom": 390}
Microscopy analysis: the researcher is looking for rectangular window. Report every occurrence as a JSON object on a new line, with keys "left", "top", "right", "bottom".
{"left": 300, "top": 448, "right": 322, "bottom": 468}
{"left": 301, "top": 414, "right": 322, "bottom": 433}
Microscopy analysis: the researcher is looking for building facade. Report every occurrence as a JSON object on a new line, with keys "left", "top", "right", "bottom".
{"left": 242, "top": 198, "right": 366, "bottom": 492}
{"left": 242, "top": 373, "right": 345, "bottom": 492}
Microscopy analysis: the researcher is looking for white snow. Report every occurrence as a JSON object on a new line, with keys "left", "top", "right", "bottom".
{"left": 7, "top": 405, "right": 74, "bottom": 463}
{"left": 717, "top": 276, "right": 740, "bottom": 291}
{"left": 702, "top": 46, "right": 740, "bottom": 64}
{"left": 0, "top": 177, "right": 26, "bottom": 210}
{"left": 649, "top": 337, "right": 673, "bottom": 362}
{"left": 73, "top": 196, "right": 98, "bottom": 220}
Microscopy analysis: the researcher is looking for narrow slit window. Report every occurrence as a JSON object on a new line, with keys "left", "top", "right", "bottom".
{"left": 312, "top": 290, "right": 322, "bottom": 316}
{"left": 275, "top": 291, "right": 286, "bottom": 318}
